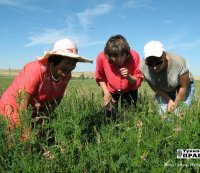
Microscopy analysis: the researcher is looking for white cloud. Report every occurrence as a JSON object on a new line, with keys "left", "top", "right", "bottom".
{"left": 163, "top": 30, "right": 186, "bottom": 43}
{"left": 0, "top": 0, "right": 20, "bottom": 6}
{"left": 25, "top": 4, "right": 109, "bottom": 47}
{"left": 25, "top": 29, "right": 66, "bottom": 47}
{"left": 163, "top": 20, "right": 173, "bottom": 24}
{"left": 0, "top": 0, "right": 46, "bottom": 12}
{"left": 123, "top": 0, "right": 152, "bottom": 9}
{"left": 25, "top": 27, "right": 104, "bottom": 48}
{"left": 77, "top": 3, "right": 113, "bottom": 29}
{"left": 167, "top": 39, "right": 200, "bottom": 50}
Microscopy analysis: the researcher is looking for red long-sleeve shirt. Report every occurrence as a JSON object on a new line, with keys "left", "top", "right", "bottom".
{"left": 95, "top": 50, "right": 143, "bottom": 94}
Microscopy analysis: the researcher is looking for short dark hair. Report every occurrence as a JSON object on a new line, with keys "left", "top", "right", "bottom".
{"left": 104, "top": 34, "right": 131, "bottom": 61}
{"left": 48, "top": 55, "right": 64, "bottom": 66}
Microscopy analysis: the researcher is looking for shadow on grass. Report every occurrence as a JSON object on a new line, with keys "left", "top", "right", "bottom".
{"left": 79, "top": 109, "right": 116, "bottom": 143}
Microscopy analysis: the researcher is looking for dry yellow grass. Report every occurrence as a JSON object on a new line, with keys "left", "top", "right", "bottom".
{"left": 72, "top": 71, "right": 95, "bottom": 78}
{"left": 0, "top": 69, "right": 199, "bottom": 80}
{"left": 194, "top": 76, "right": 200, "bottom": 80}
{"left": 0, "top": 69, "right": 20, "bottom": 76}
{"left": 0, "top": 69, "right": 95, "bottom": 78}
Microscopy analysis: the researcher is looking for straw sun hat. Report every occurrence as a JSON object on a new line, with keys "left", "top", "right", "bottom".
{"left": 37, "top": 38, "right": 93, "bottom": 63}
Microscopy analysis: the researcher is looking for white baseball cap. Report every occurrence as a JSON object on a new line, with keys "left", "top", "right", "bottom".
{"left": 143, "top": 40, "right": 164, "bottom": 59}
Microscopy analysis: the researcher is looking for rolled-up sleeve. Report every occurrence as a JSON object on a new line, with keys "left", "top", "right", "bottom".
{"left": 95, "top": 52, "right": 107, "bottom": 85}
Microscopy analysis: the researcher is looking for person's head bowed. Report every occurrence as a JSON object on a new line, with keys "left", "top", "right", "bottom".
{"left": 104, "top": 34, "right": 131, "bottom": 65}
{"left": 37, "top": 38, "right": 93, "bottom": 79}
{"left": 143, "top": 40, "right": 166, "bottom": 71}
{"left": 37, "top": 38, "right": 93, "bottom": 65}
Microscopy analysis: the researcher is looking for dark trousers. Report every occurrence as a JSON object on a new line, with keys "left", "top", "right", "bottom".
{"left": 105, "top": 90, "right": 138, "bottom": 119}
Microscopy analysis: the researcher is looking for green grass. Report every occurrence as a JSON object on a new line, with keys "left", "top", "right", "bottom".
{"left": 0, "top": 77, "right": 200, "bottom": 172}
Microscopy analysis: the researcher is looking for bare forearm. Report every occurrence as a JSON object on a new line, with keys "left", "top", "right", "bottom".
{"left": 174, "top": 72, "right": 189, "bottom": 108}
{"left": 126, "top": 74, "right": 137, "bottom": 84}
{"left": 98, "top": 81, "right": 112, "bottom": 105}
{"left": 17, "top": 90, "right": 31, "bottom": 112}
{"left": 147, "top": 81, "right": 171, "bottom": 102}
{"left": 99, "top": 81, "right": 110, "bottom": 95}
{"left": 119, "top": 68, "right": 137, "bottom": 84}
{"left": 174, "top": 87, "right": 187, "bottom": 107}
{"left": 156, "top": 90, "right": 171, "bottom": 102}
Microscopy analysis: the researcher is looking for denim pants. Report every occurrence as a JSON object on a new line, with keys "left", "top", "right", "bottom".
{"left": 155, "top": 81, "right": 195, "bottom": 115}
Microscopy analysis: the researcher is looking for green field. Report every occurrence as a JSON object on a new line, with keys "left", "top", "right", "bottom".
{"left": 0, "top": 77, "right": 200, "bottom": 172}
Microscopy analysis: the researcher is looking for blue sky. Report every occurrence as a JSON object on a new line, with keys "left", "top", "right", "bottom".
{"left": 0, "top": 0, "right": 200, "bottom": 76}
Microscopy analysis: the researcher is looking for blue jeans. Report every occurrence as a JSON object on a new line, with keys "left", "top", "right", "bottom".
{"left": 155, "top": 81, "right": 195, "bottom": 115}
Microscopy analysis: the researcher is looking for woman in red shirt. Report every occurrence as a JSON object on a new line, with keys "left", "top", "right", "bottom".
{"left": 95, "top": 35, "right": 143, "bottom": 119}
{"left": 0, "top": 38, "right": 92, "bottom": 139}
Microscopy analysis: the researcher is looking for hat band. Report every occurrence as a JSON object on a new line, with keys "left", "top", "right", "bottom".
{"left": 52, "top": 48, "right": 78, "bottom": 54}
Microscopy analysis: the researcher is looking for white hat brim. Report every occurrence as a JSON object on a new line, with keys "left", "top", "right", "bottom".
{"left": 37, "top": 51, "right": 93, "bottom": 63}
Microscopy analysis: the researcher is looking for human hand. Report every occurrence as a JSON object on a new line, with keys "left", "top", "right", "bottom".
{"left": 167, "top": 99, "right": 175, "bottom": 112}
{"left": 119, "top": 68, "right": 129, "bottom": 78}
{"left": 103, "top": 93, "right": 112, "bottom": 106}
